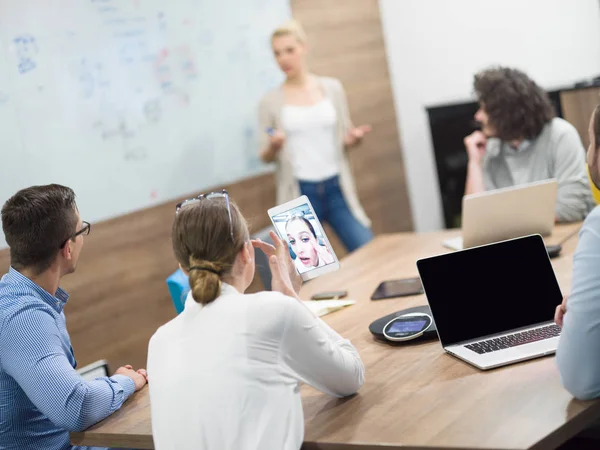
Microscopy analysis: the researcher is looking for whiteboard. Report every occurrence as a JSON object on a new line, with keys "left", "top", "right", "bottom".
{"left": 0, "top": 0, "right": 290, "bottom": 248}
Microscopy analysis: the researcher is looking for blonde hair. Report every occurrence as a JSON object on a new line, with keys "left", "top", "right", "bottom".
{"left": 271, "top": 19, "right": 307, "bottom": 44}
{"left": 172, "top": 197, "right": 249, "bottom": 305}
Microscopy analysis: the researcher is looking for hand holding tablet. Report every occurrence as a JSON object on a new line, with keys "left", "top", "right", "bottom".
{"left": 268, "top": 195, "right": 340, "bottom": 281}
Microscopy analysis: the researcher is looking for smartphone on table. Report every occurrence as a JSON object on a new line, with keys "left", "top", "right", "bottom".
{"left": 370, "top": 277, "right": 424, "bottom": 300}
{"left": 311, "top": 290, "right": 348, "bottom": 300}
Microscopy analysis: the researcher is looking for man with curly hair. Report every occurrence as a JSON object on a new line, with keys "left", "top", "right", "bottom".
{"left": 464, "top": 66, "right": 593, "bottom": 222}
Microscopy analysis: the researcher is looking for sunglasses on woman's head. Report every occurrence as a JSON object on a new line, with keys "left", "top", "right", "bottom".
{"left": 175, "top": 189, "right": 234, "bottom": 240}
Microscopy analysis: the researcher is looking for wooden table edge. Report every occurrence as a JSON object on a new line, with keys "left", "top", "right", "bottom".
{"left": 70, "top": 430, "right": 154, "bottom": 449}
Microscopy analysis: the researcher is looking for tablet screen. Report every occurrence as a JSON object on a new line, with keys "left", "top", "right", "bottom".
{"left": 271, "top": 203, "right": 336, "bottom": 275}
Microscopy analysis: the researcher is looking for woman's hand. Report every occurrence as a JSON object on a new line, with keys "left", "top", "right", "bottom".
{"left": 252, "top": 231, "right": 302, "bottom": 297}
{"left": 317, "top": 244, "right": 335, "bottom": 265}
{"left": 344, "top": 125, "right": 372, "bottom": 147}
{"left": 269, "top": 129, "right": 286, "bottom": 152}
{"left": 260, "top": 129, "right": 286, "bottom": 163}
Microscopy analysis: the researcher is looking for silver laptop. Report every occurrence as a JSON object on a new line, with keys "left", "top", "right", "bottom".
{"left": 443, "top": 179, "right": 558, "bottom": 250}
{"left": 417, "top": 235, "right": 562, "bottom": 370}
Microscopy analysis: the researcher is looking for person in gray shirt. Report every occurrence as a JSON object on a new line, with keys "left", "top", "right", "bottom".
{"left": 556, "top": 104, "right": 600, "bottom": 400}
{"left": 463, "top": 67, "right": 593, "bottom": 222}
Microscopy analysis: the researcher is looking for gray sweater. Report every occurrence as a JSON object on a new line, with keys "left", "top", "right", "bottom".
{"left": 483, "top": 118, "right": 593, "bottom": 222}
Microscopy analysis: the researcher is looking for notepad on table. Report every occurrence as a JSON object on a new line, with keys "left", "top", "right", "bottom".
{"left": 303, "top": 299, "right": 356, "bottom": 317}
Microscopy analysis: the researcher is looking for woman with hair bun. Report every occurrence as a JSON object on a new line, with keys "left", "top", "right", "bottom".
{"left": 147, "top": 190, "right": 364, "bottom": 450}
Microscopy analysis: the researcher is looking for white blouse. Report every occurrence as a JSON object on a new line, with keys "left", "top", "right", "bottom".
{"left": 147, "top": 283, "right": 364, "bottom": 450}
{"left": 281, "top": 98, "right": 340, "bottom": 182}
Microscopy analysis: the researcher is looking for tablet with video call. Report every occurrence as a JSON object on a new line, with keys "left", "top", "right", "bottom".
{"left": 268, "top": 196, "right": 340, "bottom": 281}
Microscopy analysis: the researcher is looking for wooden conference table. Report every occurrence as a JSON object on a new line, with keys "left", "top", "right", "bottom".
{"left": 71, "top": 223, "right": 600, "bottom": 449}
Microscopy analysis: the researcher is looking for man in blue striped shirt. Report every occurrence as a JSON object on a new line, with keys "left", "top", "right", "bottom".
{"left": 0, "top": 184, "right": 147, "bottom": 450}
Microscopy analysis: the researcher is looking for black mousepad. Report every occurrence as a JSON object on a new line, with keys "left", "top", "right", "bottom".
{"left": 369, "top": 305, "right": 438, "bottom": 344}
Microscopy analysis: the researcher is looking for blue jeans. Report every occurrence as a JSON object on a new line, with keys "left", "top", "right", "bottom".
{"left": 298, "top": 176, "right": 373, "bottom": 252}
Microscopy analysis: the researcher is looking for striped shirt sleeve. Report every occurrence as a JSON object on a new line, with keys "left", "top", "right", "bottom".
{"left": 0, "top": 302, "right": 135, "bottom": 432}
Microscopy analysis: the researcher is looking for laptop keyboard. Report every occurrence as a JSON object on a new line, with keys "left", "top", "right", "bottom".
{"left": 465, "top": 324, "right": 561, "bottom": 355}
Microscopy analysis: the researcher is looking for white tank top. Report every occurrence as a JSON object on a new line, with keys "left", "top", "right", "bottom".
{"left": 281, "top": 98, "right": 340, "bottom": 182}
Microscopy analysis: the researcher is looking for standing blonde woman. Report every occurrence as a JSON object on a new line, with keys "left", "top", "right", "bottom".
{"left": 147, "top": 190, "right": 364, "bottom": 450}
{"left": 259, "top": 20, "right": 373, "bottom": 252}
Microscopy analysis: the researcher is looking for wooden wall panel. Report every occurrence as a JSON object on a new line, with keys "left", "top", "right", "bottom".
{"left": 0, "top": 0, "right": 411, "bottom": 372}
{"left": 0, "top": 251, "right": 7, "bottom": 279}
{"left": 561, "top": 87, "right": 600, "bottom": 149}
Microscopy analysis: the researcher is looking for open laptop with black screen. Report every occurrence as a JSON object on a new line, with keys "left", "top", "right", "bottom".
{"left": 416, "top": 235, "right": 563, "bottom": 370}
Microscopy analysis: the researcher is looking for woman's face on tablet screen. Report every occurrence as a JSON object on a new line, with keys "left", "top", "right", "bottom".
{"left": 286, "top": 219, "right": 319, "bottom": 267}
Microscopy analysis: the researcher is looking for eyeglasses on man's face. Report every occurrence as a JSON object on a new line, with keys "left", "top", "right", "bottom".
{"left": 59, "top": 221, "right": 91, "bottom": 249}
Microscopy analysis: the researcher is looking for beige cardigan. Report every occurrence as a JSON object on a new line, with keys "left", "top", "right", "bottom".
{"left": 258, "top": 76, "right": 371, "bottom": 228}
